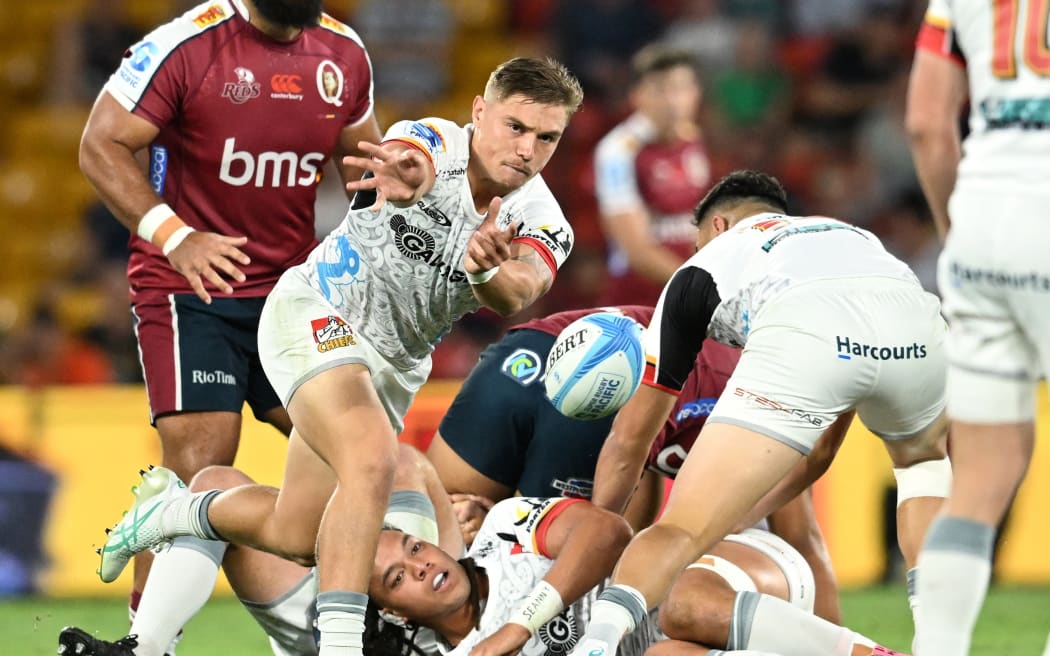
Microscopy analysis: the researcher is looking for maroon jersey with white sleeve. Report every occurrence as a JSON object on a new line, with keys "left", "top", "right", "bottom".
{"left": 105, "top": 0, "right": 373, "bottom": 300}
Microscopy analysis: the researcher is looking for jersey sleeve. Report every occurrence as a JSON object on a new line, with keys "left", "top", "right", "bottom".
{"left": 382, "top": 118, "right": 457, "bottom": 174}
{"left": 508, "top": 176, "right": 574, "bottom": 278}
{"left": 643, "top": 266, "right": 721, "bottom": 393}
{"left": 916, "top": 0, "right": 966, "bottom": 67}
{"left": 482, "top": 497, "right": 584, "bottom": 559}
{"left": 593, "top": 131, "right": 643, "bottom": 215}
{"left": 104, "top": 10, "right": 208, "bottom": 127}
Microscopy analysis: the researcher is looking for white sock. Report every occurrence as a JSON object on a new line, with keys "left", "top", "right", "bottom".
{"left": 1042, "top": 629, "right": 1050, "bottom": 656}
{"left": 385, "top": 490, "right": 439, "bottom": 544}
{"left": 130, "top": 537, "right": 226, "bottom": 656}
{"left": 159, "top": 490, "right": 222, "bottom": 541}
{"left": 729, "top": 591, "right": 859, "bottom": 656}
{"left": 316, "top": 590, "right": 367, "bottom": 656}
{"left": 914, "top": 517, "right": 994, "bottom": 656}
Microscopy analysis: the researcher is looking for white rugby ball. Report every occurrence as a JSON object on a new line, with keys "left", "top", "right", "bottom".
{"left": 544, "top": 311, "right": 645, "bottom": 420}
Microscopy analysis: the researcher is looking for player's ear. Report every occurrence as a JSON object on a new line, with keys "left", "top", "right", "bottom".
{"left": 712, "top": 214, "right": 729, "bottom": 234}
{"left": 471, "top": 95, "right": 486, "bottom": 125}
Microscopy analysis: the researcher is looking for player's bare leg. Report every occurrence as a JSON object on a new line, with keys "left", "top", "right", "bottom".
{"left": 915, "top": 420, "right": 1034, "bottom": 656}
{"left": 283, "top": 364, "right": 398, "bottom": 656}
{"left": 573, "top": 423, "right": 802, "bottom": 656}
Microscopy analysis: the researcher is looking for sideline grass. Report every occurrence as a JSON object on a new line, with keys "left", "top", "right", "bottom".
{"left": 3, "top": 585, "right": 1048, "bottom": 655}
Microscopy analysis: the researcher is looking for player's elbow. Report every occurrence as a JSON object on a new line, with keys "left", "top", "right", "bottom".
{"left": 904, "top": 109, "right": 952, "bottom": 152}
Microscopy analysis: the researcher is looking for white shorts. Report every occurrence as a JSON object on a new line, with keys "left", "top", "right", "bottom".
{"left": 709, "top": 277, "right": 947, "bottom": 454}
{"left": 258, "top": 268, "right": 431, "bottom": 433}
{"left": 241, "top": 571, "right": 319, "bottom": 656}
{"left": 939, "top": 187, "right": 1050, "bottom": 423}
{"left": 686, "top": 528, "right": 815, "bottom": 612}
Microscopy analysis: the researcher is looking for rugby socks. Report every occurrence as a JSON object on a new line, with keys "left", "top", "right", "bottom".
{"left": 577, "top": 584, "right": 648, "bottom": 654}
{"left": 160, "top": 490, "right": 224, "bottom": 541}
{"left": 905, "top": 567, "right": 919, "bottom": 624}
{"left": 914, "top": 516, "right": 995, "bottom": 656}
{"left": 130, "top": 537, "right": 226, "bottom": 656}
{"left": 385, "top": 489, "right": 439, "bottom": 544}
{"left": 317, "top": 590, "right": 368, "bottom": 656}
{"left": 727, "top": 591, "right": 886, "bottom": 656}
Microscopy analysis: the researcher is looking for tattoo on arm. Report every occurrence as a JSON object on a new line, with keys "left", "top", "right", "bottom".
{"left": 512, "top": 248, "right": 554, "bottom": 298}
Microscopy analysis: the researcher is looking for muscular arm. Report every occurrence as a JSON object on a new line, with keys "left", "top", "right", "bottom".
{"left": 602, "top": 207, "right": 686, "bottom": 285}
{"left": 538, "top": 501, "right": 634, "bottom": 606}
{"left": 79, "top": 91, "right": 165, "bottom": 231}
{"left": 333, "top": 111, "right": 384, "bottom": 200}
{"left": 470, "top": 241, "right": 553, "bottom": 316}
{"left": 591, "top": 385, "right": 678, "bottom": 515}
{"left": 905, "top": 49, "right": 967, "bottom": 240}
{"left": 766, "top": 489, "right": 841, "bottom": 623}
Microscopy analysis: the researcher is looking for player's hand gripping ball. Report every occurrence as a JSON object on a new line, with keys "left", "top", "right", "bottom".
{"left": 544, "top": 311, "right": 645, "bottom": 420}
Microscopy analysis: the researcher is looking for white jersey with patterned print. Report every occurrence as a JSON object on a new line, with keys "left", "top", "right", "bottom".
{"left": 297, "top": 118, "right": 574, "bottom": 371}
{"left": 444, "top": 497, "right": 654, "bottom": 656}
{"left": 920, "top": 0, "right": 1050, "bottom": 190}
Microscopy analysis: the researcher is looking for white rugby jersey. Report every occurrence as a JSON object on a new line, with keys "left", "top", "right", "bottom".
{"left": 919, "top": 0, "right": 1050, "bottom": 189}
{"left": 644, "top": 213, "right": 918, "bottom": 391}
{"left": 447, "top": 498, "right": 654, "bottom": 656}
{"left": 298, "top": 118, "right": 573, "bottom": 371}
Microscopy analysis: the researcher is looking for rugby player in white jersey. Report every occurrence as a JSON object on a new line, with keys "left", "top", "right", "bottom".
{"left": 93, "top": 57, "right": 584, "bottom": 656}
{"left": 568, "top": 170, "right": 951, "bottom": 656}
{"left": 906, "top": 1, "right": 1050, "bottom": 654}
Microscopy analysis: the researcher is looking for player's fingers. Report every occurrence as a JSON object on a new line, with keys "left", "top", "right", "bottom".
{"left": 200, "top": 265, "right": 235, "bottom": 296}
{"left": 342, "top": 158, "right": 381, "bottom": 180}
{"left": 187, "top": 275, "right": 212, "bottom": 305}
{"left": 370, "top": 188, "right": 387, "bottom": 211}
{"left": 355, "top": 140, "right": 386, "bottom": 159}
{"left": 209, "top": 255, "right": 246, "bottom": 283}
{"left": 216, "top": 241, "right": 251, "bottom": 265}
{"left": 482, "top": 196, "right": 502, "bottom": 225}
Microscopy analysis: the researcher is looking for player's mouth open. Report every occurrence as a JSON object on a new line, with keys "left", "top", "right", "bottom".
{"left": 432, "top": 571, "right": 448, "bottom": 591}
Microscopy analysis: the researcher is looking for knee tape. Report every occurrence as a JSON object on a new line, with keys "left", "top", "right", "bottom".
{"left": 893, "top": 457, "right": 952, "bottom": 506}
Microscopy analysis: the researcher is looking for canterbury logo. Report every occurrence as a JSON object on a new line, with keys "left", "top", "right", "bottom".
{"left": 271, "top": 74, "right": 302, "bottom": 93}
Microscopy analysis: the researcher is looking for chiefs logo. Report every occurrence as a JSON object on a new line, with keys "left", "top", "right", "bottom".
{"left": 271, "top": 74, "right": 302, "bottom": 94}
{"left": 193, "top": 4, "right": 226, "bottom": 27}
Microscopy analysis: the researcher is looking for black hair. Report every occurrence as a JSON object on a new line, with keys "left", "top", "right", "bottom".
{"left": 362, "top": 558, "right": 485, "bottom": 656}
{"left": 692, "top": 170, "right": 789, "bottom": 227}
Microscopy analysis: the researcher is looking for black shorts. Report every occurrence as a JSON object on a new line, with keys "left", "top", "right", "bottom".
{"left": 132, "top": 292, "right": 282, "bottom": 424}
{"left": 437, "top": 329, "right": 616, "bottom": 498}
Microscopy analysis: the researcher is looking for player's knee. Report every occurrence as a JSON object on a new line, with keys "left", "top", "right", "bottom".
{"left": 189, "top": 465, "right": 255, "bottom": 493}
{"left": 658, "top": 585, "right": 701, "bottom": 639}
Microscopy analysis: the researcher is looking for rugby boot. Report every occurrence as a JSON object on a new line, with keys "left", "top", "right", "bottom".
{"left": 97, "top": 466, "right": 188, "bottom": 583}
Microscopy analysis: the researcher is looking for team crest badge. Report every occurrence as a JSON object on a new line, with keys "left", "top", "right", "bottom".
{"left": 222, "top": 67, "right": 261, "bottom": 104}
{"left": 311, "top": 315, "right": 356, "bottom": 352}
{"left": 501, "top": 348, "right": 542, "bottom": 386}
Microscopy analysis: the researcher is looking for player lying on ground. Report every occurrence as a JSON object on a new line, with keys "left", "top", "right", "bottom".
{"left": 61, "top": 458, "right": 907, "bottom": 656}
{"left": 59, "top": 444, "right": 461, "bottom": 656}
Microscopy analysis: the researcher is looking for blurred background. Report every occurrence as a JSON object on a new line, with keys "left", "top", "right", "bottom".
{"left": 0, "top": 0, "right": 1048, "bottom": 652}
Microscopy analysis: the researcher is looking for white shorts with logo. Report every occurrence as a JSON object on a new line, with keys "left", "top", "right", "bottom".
{"left": 709, "top": 277, "right": 947, "bottom": 454}
{"left": 241, "top": 571, "right": 319, "bottom": 656}
{"left": 258, "top": 268, "right": 431, "bottom": 434}
{"left": 939, "top": 186, "right": 1050, "bottom": 423}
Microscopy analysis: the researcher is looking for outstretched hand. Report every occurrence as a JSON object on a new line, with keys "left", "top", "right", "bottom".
{"left": 343, "top": 141, "right": 430, "bottom": 210}
{"left": 463, "top": 197, "right": 517, "bottom": 275}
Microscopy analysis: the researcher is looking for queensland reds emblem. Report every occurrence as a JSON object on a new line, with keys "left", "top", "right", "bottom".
{"left": 537, "top": 609, "right": 579, "bottom": 653}
{"left": 222, "top": 67, "right": 261, "bottom": 104}
{"left": 316, "top": 60, "right": 344, "bottom": 106}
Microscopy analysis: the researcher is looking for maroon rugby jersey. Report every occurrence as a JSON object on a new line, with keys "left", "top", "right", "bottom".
{"left": 104, "top": 1, "right": 373, "bottom": 299}
{"left": 512, "top": 306, "right": 740, "bottom": 477}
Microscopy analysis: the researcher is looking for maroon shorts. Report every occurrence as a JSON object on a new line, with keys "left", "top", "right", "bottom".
{"left": 131, "top": 292, "right": 281, "bottom": 424}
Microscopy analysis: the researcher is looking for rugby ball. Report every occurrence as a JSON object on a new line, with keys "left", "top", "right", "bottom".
{"left": 544, "top": 312, "right": 645, "bottom": 420}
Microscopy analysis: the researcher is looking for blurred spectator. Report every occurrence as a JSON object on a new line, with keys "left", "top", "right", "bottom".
{"left": 707, "top": 21, "right": 791, "bottom": 138}
{"left": 49, "top": 0, "right": 141, "bottom": 106}
{"left": 796, "top": 2, "right": 909, "bottom": 144}
{"left": 874, "top": 190, "right": 940, "bottom": 294}
{"left": 593, "top": 46, "right": 711, "bottom": 306}
{"left": 354, "top": 0, "right": 454, "bottom": 116}
{"left": 552, "top": 0, "right": 664, "bottom": 108}
{"left": 8, "top": 300, "right": 115, "bottom": 387}
{"left": 857, "top": 68, "right": 920, "bottom": 205}
{"left": 660, "top": 0, "right": 739, "bottom": 76}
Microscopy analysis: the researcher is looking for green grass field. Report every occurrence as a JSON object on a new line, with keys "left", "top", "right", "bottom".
{"left": 3, "top": 585, "right": 1049, "bottom": 655}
